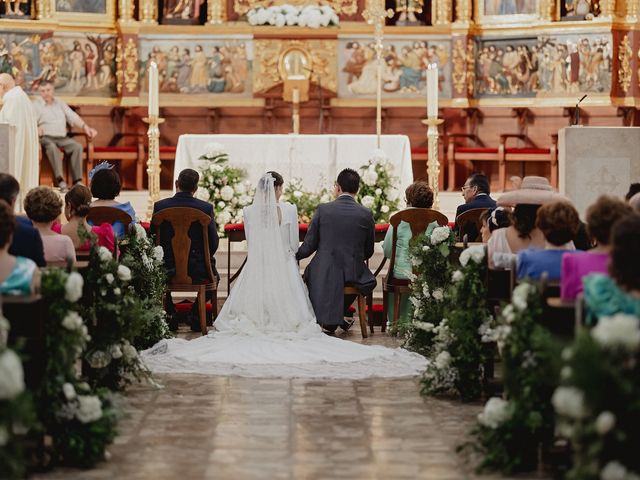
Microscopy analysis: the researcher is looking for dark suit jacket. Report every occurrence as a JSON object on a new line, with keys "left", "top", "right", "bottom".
{"left": 10, "top": 216, "right": 46, "bottom": 267}
{"left": 296, "top": 195, "right": 376, "bottom": 326}
{"left": 455, "top": 193, "right": 497, "bottom": 241}
{"left": 152, "top": 192, "right": 219, "bottom": 283}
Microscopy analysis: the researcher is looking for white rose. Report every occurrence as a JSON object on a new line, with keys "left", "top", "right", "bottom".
{"left": 595, "top": 411, "right": 616, "bottom": 436}
{"left": 219, "top": 211, "right": 232, "bottom": 225}
{"left": 220, "top": 185, "right": 234, "bottom": 201}
{"left": 375, "top": 188, "right": 382, "bottom": 195}
{"left": 452, "top": 270, "right": 464, "bottom": 282}
{"left": 153, "top": 246, "right": 164, "bottom": 264}
{"left": 601, "top": 461, "right": 629, "bottom": 480}
{"left": 217, "top": 201, "right": 226, "bottom": 209}
{"left": 104, "top": 273, "right": 114, "bottom": 284}
{"left": 133, "top": 223, "right": 146, "bottom": 240}
{"left": 384, "top": 187, "right": 399, "bottom": 202}
{"left": 435, "top": 351, "right": 451, "bottom": 369}
{"left": 380, "top": 205, "right": 390, "bottom": 213}
{"left": 363, "top": 169, "right": 378, "bottom": 187}
{"left": 108, "top": 344, "right": 123, "bottom": 359}
{"left": 64, "top": 272, "right": 84, "bottom": 303}
{"left": 361, "top": 195, "right": 375, "bottom": 209}
{"left": 0, "top": 350, "right": 25, "bottom": 399}
{"left": 117, "top": 265, "right": 132, "bottom": 282}
{"left": 98, "top": 246, "right": 113, "bottom": 263}
{"left": 592, "top": 314, "right": 640, "bottom": 352}
{"left": 552, "top": 386, "right": 588, "bottom": 419}
{"left": 293, "top": 190, "right": 303, "bottom": 199}
{"left": 0, "top": 426, "right": 7, "bottom": 446}
{"left": 430, "top": 226, "right": 451, "bottom": 245}
{"left": 62, "top": 311, "right": 83, "bottom": 331}
{"left": 432, "top": 288, "right": 444, "bottom": 301}
{"left": 62, "top": 382, "right": 76, "bottom": 401}
{"left": 234, "top": 182, "right": 246, "bottom": 195}
{"left": 75, "top": 395, "right": 103, "bottom": 424}
{"left": 477, "top": 397, "right": 510, "bottom": 429}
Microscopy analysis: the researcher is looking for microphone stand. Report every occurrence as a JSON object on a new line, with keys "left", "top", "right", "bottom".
{"left": 573, "top": 94, "right": 587, "bottom": 126}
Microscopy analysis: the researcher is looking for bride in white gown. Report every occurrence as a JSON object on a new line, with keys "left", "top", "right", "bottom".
{"left": 142, "top": 173, "right": 426, "bottom": 379}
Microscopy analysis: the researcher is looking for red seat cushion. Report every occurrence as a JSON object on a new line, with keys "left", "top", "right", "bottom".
{"left": 140, "top": 221, "right": 150, "bottom": 231}
{"left": 224, "top": 223, "right": 245, "bottom": 232}
{"left": 456, "top": 147, "right": 498, "bottom": 154}
{"left": 94, "top": 146, "right": 137, "bottom": 153}
{"left": 347, "top": 303, "right": 384, "bottom": 314}
{"left": 174, "top": 302, "right": 214, "bottom": 313}
{"left": 505, "top": 148, "right": 550, "bottom": 155}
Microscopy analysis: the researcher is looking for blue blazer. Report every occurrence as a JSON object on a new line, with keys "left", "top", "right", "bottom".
{"left": 455, "top": 194, "right": 497, "bottom": 241}
{"left": 152, "top": 192, "right": 219, "bottom": 283}
{"left": 10, "top": 217, "right": 46, "bottom": 267}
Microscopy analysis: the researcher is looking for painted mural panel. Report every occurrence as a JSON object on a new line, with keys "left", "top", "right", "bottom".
{"left": 138, "top": 35, "right": 253, "bottom": 96}
{"left": 337, "top": 36, "right": 451, "bottom": 99}
{"left": 55, "top": 0, "right": 107, "bottom": 14}
{"left": 475, "top": 33, "right": 612, "bottom": 98}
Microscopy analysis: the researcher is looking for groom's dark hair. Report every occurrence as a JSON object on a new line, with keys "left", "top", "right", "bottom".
{"left": 266, "top": 171, "right": 284, "bottom": 187}
{"left": 177, "top": 168, "right": 200, "bottom": 193}
{"left": 337, "top": 168, "right": 360, "bottom": 194}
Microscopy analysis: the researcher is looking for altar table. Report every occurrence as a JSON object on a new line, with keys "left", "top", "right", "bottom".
{"left": 174, "top": 134, "right": 413, "bottom": 191}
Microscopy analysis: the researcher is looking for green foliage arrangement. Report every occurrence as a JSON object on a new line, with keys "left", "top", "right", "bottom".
{"left": 39, "top": 268, "right": 117, "bottom": 469}
{"left": 553, "top": 314, "right": 640, "bottom": 480}
{"left": 356, "top": 149, "right": 401, "bottom": 223}
{"left": 120, "top": 225, "right": 171, "bottom": 350}
{"left": 0, "top": 315, "right": 36, "bottom": 479}
{"left": 466, "top": 282, "right": 562, "bottom": 474}
{"left": 281, "top": 177, "right": 332, "bottom": 224}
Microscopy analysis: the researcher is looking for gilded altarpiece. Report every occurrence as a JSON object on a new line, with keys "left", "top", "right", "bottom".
{"left": 227, "top": 0, "right": 364, "bottom": 20}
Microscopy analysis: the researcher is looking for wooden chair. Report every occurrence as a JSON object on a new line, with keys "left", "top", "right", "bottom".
{"left": 501, "top": 133, "right": 557, "bottom": 190}
{"left": 87, "top": 134, "right": 145, "bottom": 190}
{"left": 38, "top": 131, "right": 90, "bottom": 186}
{"left": 383, "top": 208, "right": 448, "bottom": 332}
{"left": 151, "top": 207, "right": 218, "bottom": 336}
{"left": 447, "top": 133, "right": 500, "bottom": 191}
{"left": 87, "top": 206, "right": 133, "bottom": 233}
{"left": 344, "top": 285, "right": 369, "bottom": 338}
{"left": 455, "top": 207, "right": 486, "bottom": 242}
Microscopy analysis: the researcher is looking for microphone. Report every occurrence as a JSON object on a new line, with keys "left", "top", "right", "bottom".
{"left": 573, "top": 94, "right": 587, "bottom": 126}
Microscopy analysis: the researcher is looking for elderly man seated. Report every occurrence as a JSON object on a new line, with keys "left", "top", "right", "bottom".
{"left": 33, "top": 80, "right": 98, "bottom": 192}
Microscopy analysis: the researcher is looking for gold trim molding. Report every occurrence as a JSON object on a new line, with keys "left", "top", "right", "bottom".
{"left": 451, "top": 37, "right": 466, "bottom": 95}
{"left": 233, "top": 0, "right": 357, "bottom": 17}
{"left": 618, "top": 34, "right": 632, "bottom": 92}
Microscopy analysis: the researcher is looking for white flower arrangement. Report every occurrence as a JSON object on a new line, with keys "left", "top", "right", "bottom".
{"left": 477, "top": 397, "right": 511, "bottom": 429}
{"left": 357, "top": 149, "right": 400, "bottom": 223}
{"left": 591, "top": 314, "right": 640, "bottom": 352}
{"left": 247, "top": 4, "right": 339, "bottom": 28}
{"left": 152, "top": 246, "right": 164, "bottom": 264}
{"left": 552, "top": 386, "right": 589, "bottom": 420}
{"left": 459, "top": 245, "right": 485, "bottom": 267}
{"left": 0, "top": 349, "right": 25, "bottom": 400}
{"left": 64, "top": 272, "right": 84, "bottom": 303}
{"left": 430, "top": 226, "right": 451, "bottom": 246}
{"left": 360, "top": 195, "right": 375, "bottom": 209}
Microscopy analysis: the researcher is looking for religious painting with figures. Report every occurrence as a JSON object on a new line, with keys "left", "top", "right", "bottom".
{"left": 52, "top": 0, "right": 115, "bottom": 25}
{"left": 160, "top": 0, "right": 206, "bottom": 25}
{"left": 0, "top": 0, "right": 31, "bottom": 18}
{"left": 475, "top": 33, "right": 611, "bottom": 98}
{"left": 476, "top": 0, "right": 540, "bottom": 23}
{"left": 0, "top": 31, "right": 41, "bottom": 87}
{"left": 139, "top": 35, "right": 253, "bottom": 96}
{"left": 337, "top": 37, "right": 451, "bottom": 99}
{"left": 55, "top": 0, "right": 106, "bottom": 13}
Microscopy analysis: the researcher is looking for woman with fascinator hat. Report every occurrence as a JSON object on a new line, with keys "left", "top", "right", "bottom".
{"left": 142, "top": 172, "right": 426, "bottom": 379}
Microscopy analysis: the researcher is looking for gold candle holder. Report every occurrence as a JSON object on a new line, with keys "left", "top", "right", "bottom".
{"left": 421, "top": 117, "right": 444, "bottom": 210}
{"left": 143, "top": 115, "right": 165, "bottom": 220}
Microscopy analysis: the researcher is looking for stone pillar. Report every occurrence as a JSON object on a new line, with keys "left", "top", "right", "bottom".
{"left": 140, "top": 0, "right": 157, "bottom": 24}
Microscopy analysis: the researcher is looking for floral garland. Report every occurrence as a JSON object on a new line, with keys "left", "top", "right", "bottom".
{"left": 467, "top": 282, "right": 561, "bottom": 474}
{"left": 421, "top": 245, "right": 491, "bottom": 401}
{"left": 39, "top": 268, "right": 118, "bottom": 468}
{"left": 197, "top": 143, "right": 254, "bottom": 235}
{"left": 0, "top": 315, "right": 35, "bottom": 478}
{"left": 120, "top": 225, "right": 172, "bottom": 350}
{"left": 357, "top": 149, "right": 401, "bottom": 224}
{"left": 404, "top": 224, "right": 454, "bottom": 351}
{"left": 553, "top": 314, "right": 640, "bottom": 480}
{"left": 282, "top": 177, "right": 332, "bottom": 224}
{"left": 247, "top": 4, "right": 339, "bottom": 27}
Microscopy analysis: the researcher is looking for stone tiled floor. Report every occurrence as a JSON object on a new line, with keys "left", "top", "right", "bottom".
{"left": 34, "top": 329, "right": 544, "bottom": 480}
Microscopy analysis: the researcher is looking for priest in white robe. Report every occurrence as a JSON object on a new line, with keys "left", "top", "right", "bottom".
{"left": 0, "top": 73, "right": 39, "bottom": 208}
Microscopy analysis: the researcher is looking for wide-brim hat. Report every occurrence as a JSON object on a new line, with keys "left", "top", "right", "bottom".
{"left": 497, "top": 176, "right": 567, "bottom": 207}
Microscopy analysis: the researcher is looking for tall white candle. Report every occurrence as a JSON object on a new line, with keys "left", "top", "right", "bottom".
{"left": 426, "top": 63, "right": 438, "bottom": 118}
{"left": 148, "top": 61, "right": 159, "bottom": 117}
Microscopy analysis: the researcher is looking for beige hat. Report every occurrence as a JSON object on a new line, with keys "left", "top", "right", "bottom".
{"left": 497, "top": 176, "right": 567, "bottom": 207}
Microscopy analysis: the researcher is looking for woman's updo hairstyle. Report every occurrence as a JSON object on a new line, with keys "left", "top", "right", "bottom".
{"left": 266, "top": 171, "right": 284, "bottom": 188}
{"left": 65, "top": 184, "right": 92, "bottom": 218}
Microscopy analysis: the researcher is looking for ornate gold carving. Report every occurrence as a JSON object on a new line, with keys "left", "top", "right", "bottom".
{"left": 234, "top": 0, "right": 357, "bottom": 17}
{"left": 253, "top": 39, "right": 337, "bottom": 94}
{"left": 118, "top": 0, "right": 135, "bottom": 22}
{"left": 116, "top": 38, "right": 123, "bottom": 94}
{"left": 618, "top": 34, "right": 632, "bottom": 93}
{"left": 454, "top": 0, "right": 471, "bottom": 22}
{"left": 36, "top": 0, "right": 53, "bottom": 19}
{"left": 140, "top": 0, "right": 158, "bottom": 24}
{"left": 432, "top": 0, "right": 451, "bottom": 24}
{"left": 623, "top": 0, "right": 639, "bottom": 20}
{"left": 538, "top": 0, "right": 555, "bottom": 21}
{"left": 598, "top": 0, "right": 615, "bottom": 18}
{"left": 116, "top": 37, "right": 139, "bottom": 95}
{"left": 208, "top": 0, "right": 227, "bottom": 23}
{"left": 451, "top": 38, "right": 466, "bottom": 95}
{"left": 466, "top": 38, "right": 475, "bottom": 96}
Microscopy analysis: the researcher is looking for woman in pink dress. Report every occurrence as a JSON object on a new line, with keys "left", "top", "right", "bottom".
{"left": 561, "top": 195, "right": 633, "bottom": 300}
{"left": 53, "top": 184, "right": 115, "bottom": 252}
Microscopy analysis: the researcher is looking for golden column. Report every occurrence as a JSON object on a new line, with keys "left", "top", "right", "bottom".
{"left": 539, "top": 0, "right": 556, "bottom": 21}
{"left": 118, "top": 0, "right": 135, "bottom": 23}
{"left": 432, "top": 0, "right": 452, "bottom": 24}
{"left": 207, "top": 0, "right": 226, "bottom": 24}
{"left": 623, "top": 0, "right": 639, "bottom": 21}
{"left": 454, "top": 0, "right": 472, "bottom": 23}
{"left": 36, "top": 0, "right": 53, "bottom": 19}
{"left": 598, "top": 0, "right": 616, "bottom": 18}
{"left": 140, "top": 0, "right": 158, "bottom": 24}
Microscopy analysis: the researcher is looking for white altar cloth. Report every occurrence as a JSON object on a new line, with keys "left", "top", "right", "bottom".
{"left": 174, "top": 134, "right": 413, "bottom": 191}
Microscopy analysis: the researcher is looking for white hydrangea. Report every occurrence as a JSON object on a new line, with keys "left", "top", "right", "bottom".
{"left": 452, "top": 270, "right": 464, "bottom": 283}
{"left": 75, "top": 395, "right": 103, "bottom": 423}
{"left": 360, "top": 195, "right": 375, "bottom": 209}
{"left": 380, "top": 205, "right": 390, "bottom": 214}
{"left": 430, "top": 226, "right": 450, "bottom": 245}
{"left": 591, "top": 314, "right": 640, "bottom": 352}
{"left": 117, "top": 265, "right": 132, "bottom": 282}
{"left": 218, "top": 210, "right": 232, "bottom": 225}
{"left": 0, "top": 350, "right": 25, "bottom": 399}
{"left": 64, "top": 272, "right": 84, "bottom": 303}
{"left": 195, "top": 187, "right": 210, "bottom": 202}
{"left": 62, "top": 311, "right": 83, "bottom": 331}
{"left": 459, "top": 245, "right": 485, "bottom": 267}
{"left": 62, "top": 382, "right": 76, "bottom": 401}
{"left": 375, "top": 188, "right": 383, "bottom": 195}
{"left": 98, "top": 246, "right": 113, "bottom": 263}
{"left": 384, "top": 187, "right": 399, "bottom": 202}
{"left": 432, "top": 288, "right": 444, "bottom": 301}
{"left": 220, "top": 185, "right": 235, "bottom": 201}
{"left": 133, "top": 223, "right": 146, "bottom": 240}
{"left": 153, "top": 246, "right": 164, "bottom": 264}
{"left": 595, "top": 411, "right": 616, "bottom": 436}
{"left": 478, "top": 397, "right": 510, "bottom": 429}
{"left": 362, "top": 169, "right": 378, "bottom": 187}
{"left": 435, "top": 351, "right": 451, "bottom": 369}
{"left": 552, "top": 386, "right": 588, "bottom": 419}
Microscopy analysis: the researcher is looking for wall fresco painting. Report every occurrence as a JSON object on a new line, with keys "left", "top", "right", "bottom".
{"left": 337, "top": 36, "right": 451, "bottom": 98}
{"left": 475, "top": 33, "right": 612, "bottom": 98}
{"left": 138, "top": 35, "right": 253, "bottom": 95}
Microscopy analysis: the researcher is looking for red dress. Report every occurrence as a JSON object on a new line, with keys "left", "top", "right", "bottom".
{"left": 52, "top": 222, "right": 115, "bottom": 252}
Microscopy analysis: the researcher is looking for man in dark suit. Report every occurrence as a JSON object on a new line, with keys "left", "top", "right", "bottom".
{"left": 296, "top": 168, "right": 376, "bottom": 333}
{"left": 455, "top": 173, "right": 497, "bottom": 241}
{"left": 152, "top": 168, "right": 219, "bottom": 329}
{"left": 0, "top": 173, "right": 45, "bottom": 267}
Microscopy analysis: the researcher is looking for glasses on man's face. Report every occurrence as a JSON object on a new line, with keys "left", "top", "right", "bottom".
{"left": 461, "top": 185, "right": 471, "bottom": 192}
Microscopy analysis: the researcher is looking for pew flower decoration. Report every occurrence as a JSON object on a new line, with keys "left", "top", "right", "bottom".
{"left": 198, "top": 143, "right": 253, "bottom": 236}
{"left": 553, "top": 314, "right": 640, "bottom": 480}
{"left": 247, "top": 4, "right": 339, "bottom": 28}
{"left": 357, "top": 149, "right": 401, "bottom": 223}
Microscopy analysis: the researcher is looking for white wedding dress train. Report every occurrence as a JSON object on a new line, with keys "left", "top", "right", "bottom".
{"left": 142, "top": 175, "right": 426, "bottom": 379}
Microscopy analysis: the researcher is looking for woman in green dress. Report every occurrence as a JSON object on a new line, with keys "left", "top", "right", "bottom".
{"left": 382, "top": 180, "right": 434, "bottom": 330}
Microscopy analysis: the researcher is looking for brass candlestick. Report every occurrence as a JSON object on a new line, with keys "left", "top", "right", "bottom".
{"left": 421, "top": 117, "right": 444, "bottom": 210}
{"left": 143, "top": 115, "right": 165, "bottom": 220}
